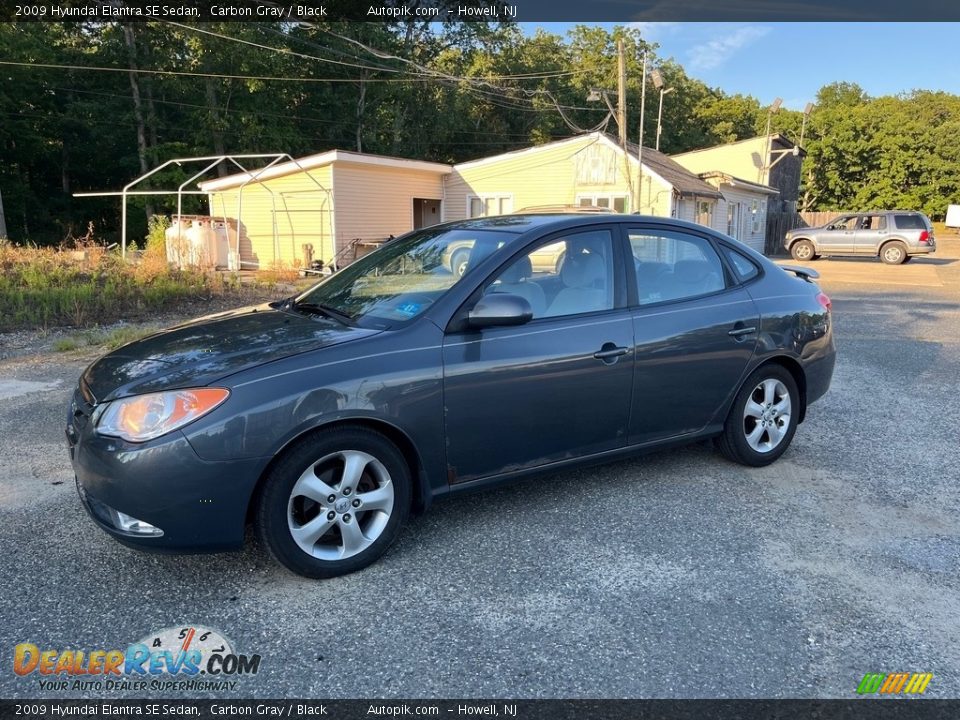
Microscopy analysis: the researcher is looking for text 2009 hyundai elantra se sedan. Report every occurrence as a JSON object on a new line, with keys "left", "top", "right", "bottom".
{"left": 67, "top": 214, "right": 835, "bottom": 577}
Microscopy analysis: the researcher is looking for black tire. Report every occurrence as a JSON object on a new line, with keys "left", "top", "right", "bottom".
{"left": 902, "top": 255, "right": 914, "bottom": 263}
{"left": 880, "top": 241, "right": 908, "bottom": 265}
{"left": 790, "top": 239, "right": 816, "bottom": 262}
{"left": 257, "top": 427, "right": 412, "bottom": 578}
{"left": 451, "top": 248, "right": 470, "bottom": 277}
{"left": 716, "top": 364, "right": 800, "bottom": 467}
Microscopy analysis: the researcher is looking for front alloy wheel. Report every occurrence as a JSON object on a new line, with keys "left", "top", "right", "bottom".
{"left": 287, "top": 450, "right": 394, "bottom": 561}
{"left": 258, "top": 428, "right": 411, "bottom": 578}
{"left": 716, "top": 364, "right": 799, "bottom": 467}
{"left": 790, "top": 240, "right": 816, "bottom": 261}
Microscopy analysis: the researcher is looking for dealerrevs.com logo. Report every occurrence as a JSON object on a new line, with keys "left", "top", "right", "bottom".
{"left": 13, "top": 626, "right": 261, "bottom": 692}
{"left": 857, "top": 672, "right": 933, "bottom": 695}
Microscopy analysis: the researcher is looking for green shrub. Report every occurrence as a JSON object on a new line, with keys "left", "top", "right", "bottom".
{"left": 0, "top": 244, "right": 255, "bottom": 332}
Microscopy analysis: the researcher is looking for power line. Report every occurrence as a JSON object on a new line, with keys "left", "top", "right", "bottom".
{"left": 0, "top": 59, "right": 443, "bottom": 83}
{"left": 49, "top": 86, "right": 549, "bottom": 138}
{"left": 165, "top": 21, "right": 411, "bottom": 75}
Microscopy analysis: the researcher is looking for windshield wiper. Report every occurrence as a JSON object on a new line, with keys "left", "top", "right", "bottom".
{"left": 290, "top": 301, "right": 355, "bottom": 326}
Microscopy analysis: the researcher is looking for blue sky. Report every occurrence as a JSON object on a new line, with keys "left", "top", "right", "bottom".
{"left": 519, "top": 23, "right": 960, "bottom": 109}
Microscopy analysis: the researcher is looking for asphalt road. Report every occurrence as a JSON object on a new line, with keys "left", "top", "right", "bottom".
{"left": 1, "top": 240, "right": 958, "bottom": 700}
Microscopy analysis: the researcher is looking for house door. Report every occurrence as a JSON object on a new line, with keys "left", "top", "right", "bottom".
{"left": 413, "top": 198, "right": 441, "bottom": 229}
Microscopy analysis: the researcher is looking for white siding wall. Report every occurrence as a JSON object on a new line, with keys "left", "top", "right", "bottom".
{"left": 674, "top": 189, "right": 769, "bottom": 253}
{"left": 715, "top": 187, "right": 770, "bottom": 252}
{"left": 332, "top": 163, "right": 445, "bottom": 244}
{"left": 444, "top": 136, "right": 673, "bottom": 220}
{"left": 207, "top": 167, "right": 334, "bottom": 269}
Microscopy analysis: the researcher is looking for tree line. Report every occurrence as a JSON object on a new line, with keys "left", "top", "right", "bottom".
{"left": 1, "top": 21, "right": 958, "bottom": 245}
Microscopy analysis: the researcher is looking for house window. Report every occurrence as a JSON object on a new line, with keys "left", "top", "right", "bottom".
{"left": 750, "top": 199, "right": 766, "bottom": 234}
{"left": 576, "top": 194, "right": 629, "bottom": 213}
{"left": 695, "top": 200, "right": 714, "bottom": 227}
{"left": 467, "top": 195, "right": 513, "bottom": 218}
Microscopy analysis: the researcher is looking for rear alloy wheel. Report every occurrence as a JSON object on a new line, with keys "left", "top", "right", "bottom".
{"left": 881, "top": 241, "right": 908, "bottom": 265}
{"left": 258, "top": 427, "right": 411, "bottom": 578}
{"left": 716, "top": 365, "right": 799, "bottom": 467}
{"left": 790, "top": 240, "right": 816, "bottom": 261}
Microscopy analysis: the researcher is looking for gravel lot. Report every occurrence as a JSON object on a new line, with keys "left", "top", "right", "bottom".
{"left": 1, "top": 238, "right": 958, "bottom": 700}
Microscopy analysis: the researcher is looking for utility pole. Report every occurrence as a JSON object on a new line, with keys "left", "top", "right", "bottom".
{"left": 637, "top": 50, "right": 647, "bottom": 215}
{"left": 616, "top": 39, "right": 627, "bottom": 149}
{"left": 0, "top": 189, "right": 7, "bottom": 239}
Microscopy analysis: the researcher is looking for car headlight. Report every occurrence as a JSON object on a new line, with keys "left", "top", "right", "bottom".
{"left": 95, "top": 388, "right": 230, "bottom": 443}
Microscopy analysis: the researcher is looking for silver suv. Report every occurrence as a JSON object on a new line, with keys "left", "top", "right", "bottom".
{"left": 784, "top": 211, "right": 936, "bottom": 264}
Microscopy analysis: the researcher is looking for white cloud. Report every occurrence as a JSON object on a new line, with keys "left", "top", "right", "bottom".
{"left": 627, "top": 22, "right": 680, "bottom": 42}
{"left": 688, "top": 25, "right": 771, "bottom": 71}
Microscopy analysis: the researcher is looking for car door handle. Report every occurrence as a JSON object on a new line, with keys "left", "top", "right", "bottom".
{"left": 728, "top": 326, "right": 757, "bottom": 337}
{"left": 593, "top": 345, "right": 629, "bottom": 361}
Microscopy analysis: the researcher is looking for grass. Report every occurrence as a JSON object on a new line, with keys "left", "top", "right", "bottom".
{"left": 53, "top": 325, "right": 162, "bottom": 353}
{"left": 932, "top": 221, "right": 959, "bottom": 237}
{"left": 0, "top": 240, "right": 258, "bottom": 333}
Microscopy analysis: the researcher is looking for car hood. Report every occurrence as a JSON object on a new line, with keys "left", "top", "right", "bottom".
{"left": 81, "top": 303, "right": 380, "bottom": 402}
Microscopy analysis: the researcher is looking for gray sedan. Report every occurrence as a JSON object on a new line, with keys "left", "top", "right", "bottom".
{"left": 784, "top": 211, "right": 936, "bottom": 264}
{"left": 67, "top": 215, "right": 836, "bottom": 578}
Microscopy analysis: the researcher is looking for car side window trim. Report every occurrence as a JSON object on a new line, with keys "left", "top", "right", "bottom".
{"left": 715, "top": 240, "right": 764, "bottom": 288}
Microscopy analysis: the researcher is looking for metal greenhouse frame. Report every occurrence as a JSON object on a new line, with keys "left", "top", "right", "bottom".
{"left": 74, "top": 154, "right": 331, "bottom": 263}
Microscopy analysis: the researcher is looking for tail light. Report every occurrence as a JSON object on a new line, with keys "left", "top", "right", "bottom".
{"left": 918, "top": 230, "right": 930, "bottom": 244}
{"left": 816, "top": 291, "right": 831, "bottom": 312}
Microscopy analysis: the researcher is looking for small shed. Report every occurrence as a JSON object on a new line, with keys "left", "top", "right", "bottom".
{"left": 199, "top": 151, "right": 451, "bottom": 270}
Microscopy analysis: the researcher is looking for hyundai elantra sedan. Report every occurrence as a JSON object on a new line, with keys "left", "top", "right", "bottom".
{"left": 67, "top": 214, "right": 836, "bottom": 578}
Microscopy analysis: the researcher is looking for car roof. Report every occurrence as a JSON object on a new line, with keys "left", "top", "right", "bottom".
{"left": 439, "top": 213, "right": 721, "bottom": 235}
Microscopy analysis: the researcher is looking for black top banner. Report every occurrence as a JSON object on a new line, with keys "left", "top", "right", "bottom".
{"left": 3, "top": 0, "right": 960, "bottom": 22}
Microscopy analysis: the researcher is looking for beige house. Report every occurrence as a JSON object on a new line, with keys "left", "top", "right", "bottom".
{"left": 672, "top": 133, "right": 804, "bottom": 212}
{"left": 445, "top": 132, "right": 722, "bottom": 221}
{"left": 443, "top": 132, "right": 775, "bottom": 252}
{"left": 200, "top": 132, "right": 779, "bottom": 268}
{"left": 199, "top": 150, "right": 450, "bottom": 270}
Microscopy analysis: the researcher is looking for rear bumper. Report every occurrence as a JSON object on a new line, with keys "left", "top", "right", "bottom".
{"left": 909, "top": 240, "right": 936, "bottom": 255}
{"left": 68, "top": 414, "right": 267, "bottom": 552}
{"left": 804, "top": 343, "right": 836, "bottom": 409}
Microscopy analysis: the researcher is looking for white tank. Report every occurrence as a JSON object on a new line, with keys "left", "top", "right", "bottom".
{"left": 164, "top": 217, "right": 192, "bottom": 267}
{"left": 164, "top": 216, "right": 232, "bottom": 269}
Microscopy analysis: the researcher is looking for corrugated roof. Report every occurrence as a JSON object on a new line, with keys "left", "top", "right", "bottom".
{"left": 622, "top": 139, "right": 723, "bottom": 199}
{"left": 698, "top": 171, "right": 780, "bottom": 195}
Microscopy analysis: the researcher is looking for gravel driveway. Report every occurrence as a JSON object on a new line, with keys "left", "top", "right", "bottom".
{"left": 1, "top": 239, "right": 958, "bottom": 699}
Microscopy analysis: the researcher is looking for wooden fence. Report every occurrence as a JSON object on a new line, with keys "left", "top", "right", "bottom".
{"left": 765, "top": 211, "right": 845, "bottom": 255}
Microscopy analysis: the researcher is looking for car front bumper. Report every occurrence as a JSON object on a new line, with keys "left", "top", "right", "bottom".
{"left": 67, "top": 393, "right": 267, "bottom": 552}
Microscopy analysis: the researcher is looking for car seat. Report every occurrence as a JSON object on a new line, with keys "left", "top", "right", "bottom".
{"left": 659, "top": 259, "right": 723, "bottom": 301}
{"left": 545, "top": 252, "right": 607, "bottom": 316}
{"left": 490, "top": 256, "right": 546, "bottom": 317}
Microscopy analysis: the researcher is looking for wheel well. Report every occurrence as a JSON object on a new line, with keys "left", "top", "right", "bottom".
{"left": 788, "top": 236, "right": 812, "bottom": 249}
{"left": 245, "top": 419, "right": 429, "bottom": 525}
{"left": 761, "top": 356, "right": 808, "bottom": 423}
{"left": 879, "top": 238, "right": 906, "bottom": 254}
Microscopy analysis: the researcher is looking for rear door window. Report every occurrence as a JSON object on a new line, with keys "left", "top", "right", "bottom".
{"left": 628, "top": 229, "right": 728, "bottom": 305}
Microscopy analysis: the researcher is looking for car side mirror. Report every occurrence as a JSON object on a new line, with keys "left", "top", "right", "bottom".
{"left": 467, "top": 293, "right": 533, "bottom": 328}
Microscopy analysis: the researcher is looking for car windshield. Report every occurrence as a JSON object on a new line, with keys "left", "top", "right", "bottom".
{"left": 294, "top": 227, "right": 519, "bottom": 329}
